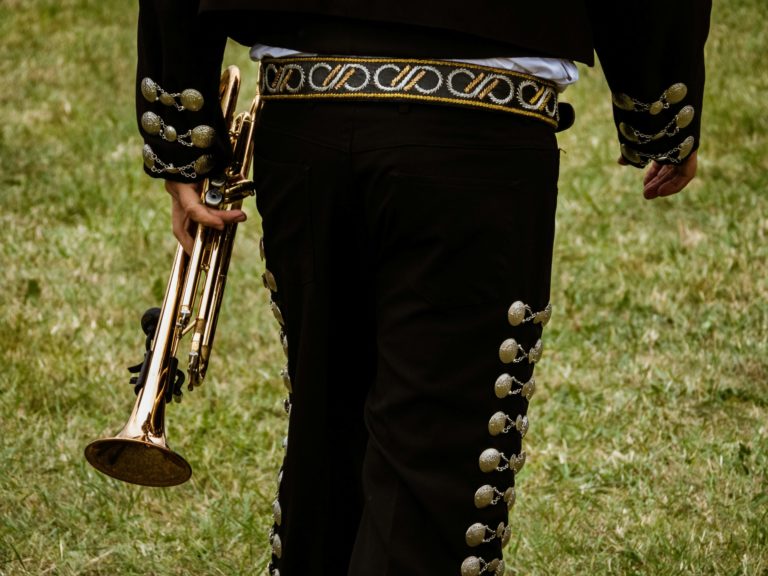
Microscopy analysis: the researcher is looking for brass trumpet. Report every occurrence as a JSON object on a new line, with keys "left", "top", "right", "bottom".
{"left": 84, "top": 65, "right": 261, "bottom": 487}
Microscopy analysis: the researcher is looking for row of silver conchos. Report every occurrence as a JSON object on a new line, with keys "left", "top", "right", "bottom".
{"left": 261, "top": 242, "right": 291, "bottom": 576}
{"left": 461, "top": 301, "right": 551, "bottom": 576}
{"left": 138, "top": 77, "right": 216, "bottom": 179}
{"left": 613, "top": 82, "right": 696, "bottom": 167}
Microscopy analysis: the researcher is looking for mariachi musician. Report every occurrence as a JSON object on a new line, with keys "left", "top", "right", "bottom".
{"left": 136, "top": 2, "right": 711, "bottom": 575}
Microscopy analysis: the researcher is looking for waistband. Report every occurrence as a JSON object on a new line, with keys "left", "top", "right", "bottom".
{"left": 259, "top": 56, "right": 563, "bottom": 128}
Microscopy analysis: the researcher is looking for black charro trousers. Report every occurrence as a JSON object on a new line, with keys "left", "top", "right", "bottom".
{"left": 252, "top": 100, "right": 559, "bottom": 576}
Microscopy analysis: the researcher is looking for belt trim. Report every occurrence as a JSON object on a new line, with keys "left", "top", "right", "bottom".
{"left": 259, "top": 56, "right": 561, "bottom": 127}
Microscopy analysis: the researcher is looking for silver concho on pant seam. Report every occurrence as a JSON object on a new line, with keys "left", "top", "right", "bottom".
{"left": 280, "top": 366, "right": 293, "bottom": 394}
{"left": 474, "top": 484, "right": 516, "bottom": 510}
{"left": 461, "top": 556, "right": 506, "bottom": 576}
{"left": 262, "top": 265, "right": 291, "bottom": 574}
{"left": 494, "top": 373, "right": 536, "bottom": 400}
{"left": 478, "top": 448, "right": 527, "bottom": 474}
{"left": 465, "top": 521, "right": 510, "bottom": 547}
{"left": 488, "top": 412, "right": 529, "bottom": 438}
{"left": 270, "top": 300, "right": 285, "bottom": 326}
{"left": 269, "top": 529, "right": 283, "bottom": 559}
{"left": 272, "top": 498, "right": 282, "bottom": 526}
{"left": 507, "top": 301, "right": 552, "bottom": 327}
{"left": 498, "top": 337, "right": 543, "bottom": 364}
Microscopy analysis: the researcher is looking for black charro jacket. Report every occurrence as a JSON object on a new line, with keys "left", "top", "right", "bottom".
{"left": 136, "top": 0, "right": 711, "bottom": 182}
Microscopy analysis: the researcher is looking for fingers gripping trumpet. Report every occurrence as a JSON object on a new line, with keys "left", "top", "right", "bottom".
{"left": 84, "top": 66, "right": 262, "bottom": 487}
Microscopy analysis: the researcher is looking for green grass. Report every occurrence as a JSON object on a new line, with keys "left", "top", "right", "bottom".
{"left": 1, "top": 1, "right": 767, "bottom": 574}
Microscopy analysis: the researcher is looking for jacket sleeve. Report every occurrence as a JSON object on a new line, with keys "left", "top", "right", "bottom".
{"left": 136, "top": 0, "right": 230, "bottom": 182}
{"left": 587, "top": 1, "right": 712, "bottom": 168}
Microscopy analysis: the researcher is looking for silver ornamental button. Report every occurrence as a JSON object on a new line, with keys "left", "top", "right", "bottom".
{"left": 538, "top": 303, "right": 552, "bottom": 326}
{"left": 495, "top": 374, "right": 513, "bottom": 398}
{"left": 504, "top": 486, "right": 516, "bottom": 509}
{"left": 461, "top": 556, "right": 481, "bottom": 576}
{"left": 619, "top": 122, "right": 639, "bottom": 143}
{"left": 281, "top": 332, "right": 289, "bottom": 356}
{"left": 521, "top": 377, "right": 536, "bottom": 400}
{"left": 479, "top": 448, "right": 502, "bottom": 473}
{"left": 191, "top": 125, "right": 215, "bottom": 148}
{"left": 501, "top": 525, "right": 512, "bottom": 547}
{"left": 621, "top": 144, "right": 643, "bottom": 165}
{"left": 496, "top": 522, "right": 506, "bottom": 538}
{"left": 649, "top": 100, "right": 664, "bottom": 115}
{"left": 495, "top": 559, "right": 506, "bottom": 576}
{"left": 272, "top": 533, "right": 283, "bottom": 558}
{"left": 180, "top": 88, "right": 204, "bottom": 111}
{"left": 511, "top": 451, "right": 527, "bottom": 474}
{"left": 678, "top": 135, "right": 695, "bottom": 160}
{"left": 517, "top": 415, "right": 529, "bottom": 438}
{"left": 142, "top": 144, "right": 155, "bottom": 168}
{"left": 474, "top": 485, "right": 495, "bottom": 508}
{"left": 612, "top": 92, "right": 634, "bottom": 111}
{"left": 271, "top": 300, "right": 285, "bottom": 325}
{"left": 280, "top": 368, "right": 292, "bottom": 394}
{"left": 528, "top": 339, "right": 543, "bottom": 364}
{"left": 488, "top": 559, "right": 500, "bottom": 573}
{"left": 676, "top": 105, "right": 695, "bottom": 129}
{"left": 140, "top": 77, "right": 158, "bottom": 102}
{"left": 465, "top": 523, "right": 488, "bottom": 547}
{"left": 140, "top": 111, "right": 162, "bottom": 135}
{"left": 264, "top": 269, "right": 278, "bottom": 292}
{"left": 164, "top": 124, "right": 178, "bottom": 142}
{"left": 165, "top": 165, "right": 179, "bottom": 174}
{"left": 194, "top": 154, "right": 214, "bottom": 175}
{"left": 488, "top": 412, "right": 508, "bottom": 436}
{"left": 507, "top": 301, "right": 526, "bottom": 326}
{"left": 272, "top": 499, "right": 282, "bottom": 525}
{"left": 665, "top": 82, "right": 688, "bottom": 104}
{"left": 159, "top": 91, "right": 176, "bottom": 106}
{"left": 499, "top": 338, "right": 519, "bottom": 364}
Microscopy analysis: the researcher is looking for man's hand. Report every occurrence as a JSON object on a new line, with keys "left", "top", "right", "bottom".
{"left": 165, "top": 180, "right": 247, "bottom": 254}
{"left": 619, "top": 151, "right": 698, "bottom": 200}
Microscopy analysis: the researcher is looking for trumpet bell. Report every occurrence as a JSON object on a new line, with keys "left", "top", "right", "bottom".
{"left": 84, "top": 437, "right": 191, "bottom": 487}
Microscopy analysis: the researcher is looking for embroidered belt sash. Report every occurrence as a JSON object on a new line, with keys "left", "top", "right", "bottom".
{"left": 259, "top": 56, "right": 562, "bottom": 128}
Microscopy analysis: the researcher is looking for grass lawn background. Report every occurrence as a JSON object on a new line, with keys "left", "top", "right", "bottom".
{"left": 1, "top": 1, "right": 766, "bottom": 574}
